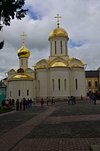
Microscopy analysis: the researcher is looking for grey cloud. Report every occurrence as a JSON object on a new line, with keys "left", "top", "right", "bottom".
{"left": 0, "top": 0, "right": 100, "bottom": 78}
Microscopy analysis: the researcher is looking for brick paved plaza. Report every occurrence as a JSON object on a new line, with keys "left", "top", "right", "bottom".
{"left": 0, "top": 100, "right": 100, "bottom": 151}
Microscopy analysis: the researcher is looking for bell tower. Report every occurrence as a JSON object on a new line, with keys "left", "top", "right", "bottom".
{"left": 17, "top": 32, "right": 30, "bottom": 70}
{"left": 48, "top": 14, "right": 69, "bottom": 59}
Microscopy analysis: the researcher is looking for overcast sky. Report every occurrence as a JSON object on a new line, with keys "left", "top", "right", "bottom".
{"left": 0, "top": 0, "right": 100, "bottom": 79}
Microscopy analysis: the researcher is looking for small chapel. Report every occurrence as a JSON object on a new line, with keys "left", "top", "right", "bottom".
{"left": 6, "top": 15, "right": 86, "bottom": 101}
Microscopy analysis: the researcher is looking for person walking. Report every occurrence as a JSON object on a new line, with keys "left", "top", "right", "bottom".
{"left": 23, "top": 98, "right": 26, "bottom": 110}
{"left": 92, "top": 94, "right": 96, "bottom": 105}
{"left": 19, "top": 100, "right": 22, "bottom": 110}
{"left": 46, "top": 97, "right": 49, "bottom": 106}
{"left": 16, "top": 99, "right": 19, "bottom": 111}
{"left": 40, "top": 98, "right": 44, "bottom": 107}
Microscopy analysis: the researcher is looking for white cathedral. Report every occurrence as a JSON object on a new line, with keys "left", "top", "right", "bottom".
{"left": 6, "top": 15, "right": 86, "bottom": 101}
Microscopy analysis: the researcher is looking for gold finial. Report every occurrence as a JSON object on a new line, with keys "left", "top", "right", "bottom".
{"left": 55, "top": 14, "right": 61, "bottom": 28}
{"left": 21, "top": 32, "right": 27, "bottom": 45}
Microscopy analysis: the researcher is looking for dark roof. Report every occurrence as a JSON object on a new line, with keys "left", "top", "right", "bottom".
{"left": 85, "top": 70, "right": 99, "bottom": 78}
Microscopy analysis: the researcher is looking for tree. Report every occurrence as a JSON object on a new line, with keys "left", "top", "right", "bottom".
{"left": 0, "top": 0, "right": 28, "bottom": 49}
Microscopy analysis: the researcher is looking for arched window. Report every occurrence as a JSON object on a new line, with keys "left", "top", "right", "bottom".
{"left": 38, "top": 80, "right": 40, "bottom": 91}
{"left": 60, "top": 40, "right": 62, "bottom": 54}
{"left": 95, "top": 81, "right": 98, "bottom": 87}
{"left": 52, "top": 79, "right": 54, "bottom": 91}
{"left": 88, "top": 81, "right": 91, "bottom": 87}
{"left": 51, "top": 42, "right": 52, "bottom": 51}
{"left": 64, "top": 79, "right": 66, "bottom": 90}
{"left": 55, "top": 41, "right": 56, "bottom": 54}
{"left": 75, "top": 79, "right": 78, "bottom": 90}
{"left": 27, "top": 90, "right": 29, "bottom": 96}
{"left": 65, "top": 41, "right": 67, "bottom": 53}
{"left": 58, "top": 79, "right": 60, "bottom": 90}
{"left": 21, "top": 59, "right": 23, "bottom": 65}
{"left": 18, "top": 90, "right": 20, "bottom": 96}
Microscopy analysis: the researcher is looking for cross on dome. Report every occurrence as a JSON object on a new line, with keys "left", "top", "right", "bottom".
{"left": 55, "top": 14, "right": 61, "bottom": 28}
{"left": 21, "top": 32, "right": 27, "bottom": 45}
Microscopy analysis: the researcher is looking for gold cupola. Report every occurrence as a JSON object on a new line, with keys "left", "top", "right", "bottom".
{"left": 8, "top": 73, "right": 33, "bottom": 81}
{"left": 49, "top": 14, "right": 69, "bottom": 57}
{"left": 18, "top": 45, "right": 30, "bottom": 58}
{"left": 17, "top": 32, "right": 30, "bottom": 58}
{"left": 49, "top": 14, "right": 69, "bottom": 40}
{"left": 49, "top": 27, "right": 69, "bottom": 40}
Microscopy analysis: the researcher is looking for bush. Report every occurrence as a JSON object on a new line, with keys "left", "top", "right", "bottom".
{"left": 0, "top": 106, "right": 13, "bottom": 114}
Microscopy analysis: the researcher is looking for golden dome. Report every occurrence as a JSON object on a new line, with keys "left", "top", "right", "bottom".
{"left": 8, "top": 73, "right": 33, "bottom": 81}
{"left": 18, "top": 45, "right": 30, "bottom": 58}
{"left": 49, "top": 27, "right": 69, "bottom": 40}
{"left": 68, "top": 58, "right": 85, "bottom": 68}
{"left": 51, "top": 61, "right": 67, "bottom": 67}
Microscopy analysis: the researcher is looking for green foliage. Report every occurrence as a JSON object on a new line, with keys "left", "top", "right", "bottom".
{"left": 0, "top": 0, "right": 28, "bottom": 26}
{"left": 0, "top": 0, "right": 28, "bottom": 49}
{"left": 0, "top": 40, "right": 4, "bottom": 49}
{"left": 0, "top": 106, "right": 13, "bottom": 113}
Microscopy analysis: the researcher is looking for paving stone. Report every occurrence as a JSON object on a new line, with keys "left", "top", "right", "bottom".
{"left": 90, "top": 145, "right": 100, "bottom": 151}
{"left": 0, "top": 101, "right": 100, "bottom": 151}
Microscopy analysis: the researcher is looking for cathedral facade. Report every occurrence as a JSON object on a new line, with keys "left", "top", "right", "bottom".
{"left": 6, "top": 16, "right": 86, "bottom": 101}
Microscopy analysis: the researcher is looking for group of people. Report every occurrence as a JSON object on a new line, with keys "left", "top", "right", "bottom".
{"left": 1, "top": 99, "right": 15, "bottom": 107}
{"left": 1, "top": 93, "right": 97, "bottom": 111}
{"left": 40, "top": 97, "right": 55, "bottom": 107}
{"left": 16, "top": 98, "right": 33, "bottom": 111}
{"left": 68, "top": 96, "right": 76, "bottom": 105}
{"left": 1, "top": 98, "right": 33, "bottom": 110}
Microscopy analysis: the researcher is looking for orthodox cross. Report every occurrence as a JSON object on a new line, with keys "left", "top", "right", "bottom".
{"left": 21, "top": 32, "right": 27, "bottom": 45}
{"left": 55, "top": 14, "right": 61, "bottom": 28}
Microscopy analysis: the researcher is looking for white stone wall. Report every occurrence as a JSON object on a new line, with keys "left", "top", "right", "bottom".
{"left": 71, "top": 68, "right": 86, "bottom": 97}
{"left": 7, "top": 80, "right": 34, "bottom": 101}
{"left": 7, "top": 67, "right": 86, "bottom": 101}
{"left": 36, "top": 69, "right": 48, "bottom": 98}
{"left": 35, "top": 67, "right": 86, "bottom": 99}
{"left": 19, "top": 57, "right": 28, "bottom": 70}
{"left": 50, "top": 37, "right": 68, "bottom": 57}
{"left": 49, "top": 67, "right": 70, "bottom": 98}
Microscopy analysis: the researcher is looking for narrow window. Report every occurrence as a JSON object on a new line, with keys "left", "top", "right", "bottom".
{"left": 88, "top": 81, "right": 91, "bottom": 87}
{"left": 50, "top": 42, "right": 52, "bottom": 56}
{"left": 38, "top": 80, "right": 40, "bottom": 91}
{"left": 18, "top": 90, "right": 20, "bottom": 96}
{"left": 51, "top": 42, "right": 52, "bottom": 51}
{"left": 96, "top": 90, "right": 98, "bottom": 93}
{"left": 89, "top": 90, "right": 91, "bottom": 94}
{"left": 60, "top": 40, "right": 62, "bottom": 54}
{"left": 52, "top": 79, "right": 54, "bottom": 91}
{"left": 21, "top": 59, "right": 23, "bottom": 65}
{"left": 64, "top": 79, "right": 66, "bottom": 90}
{"left": 65, "top": 41, "right": 67, "bottom": 50}
{"left": 75, "top": 79, "right": 78, "bottom": 90}
{"left": 95, "top": 81, "right": 98, "bottom": 87}
{"left": 55, "top": 41, "right": 56, "bottom": 54}
{"left": 10, "top": 91, "right": 11, "bottom": 97}
{"left": 27, "top": 90, "right": 29, "bottom": 96}
{"left": 58, "top": 79, "right": 60, "bottom": 90}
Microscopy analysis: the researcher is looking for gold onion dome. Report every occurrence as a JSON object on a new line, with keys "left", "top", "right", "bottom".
{"left": 8, "top": 73, "right": 33, "bottom": 81}
{"left": 17, "top": 45, "right": 30, "bottom": 58}
{"left": 49, "top": 27, "right": 69, "bottom": 40}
